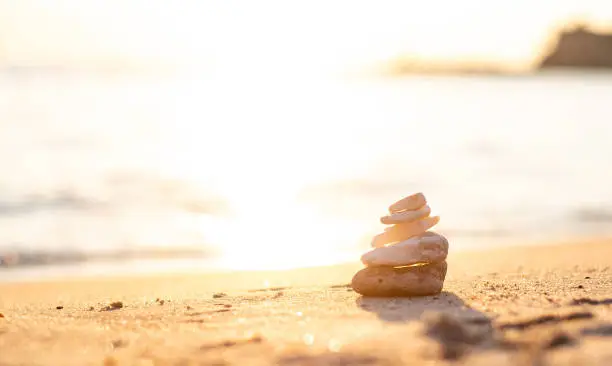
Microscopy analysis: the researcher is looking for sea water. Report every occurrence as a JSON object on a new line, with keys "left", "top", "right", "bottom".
{"left": 2, "top": 70, "right": 612, "bottom": 281}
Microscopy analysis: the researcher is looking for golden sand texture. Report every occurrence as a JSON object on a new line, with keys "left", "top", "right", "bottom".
{"left": 1, "top": 239, "right": 611, "bottom": 365}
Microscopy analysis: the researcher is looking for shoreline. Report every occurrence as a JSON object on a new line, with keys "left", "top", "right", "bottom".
{"left": 2, "top": 234, "right": 610, "bottom": 285}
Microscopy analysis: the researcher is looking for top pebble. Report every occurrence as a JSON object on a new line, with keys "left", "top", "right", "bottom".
{"left": 388, "top": 192, "right": 427, "bottom": 213}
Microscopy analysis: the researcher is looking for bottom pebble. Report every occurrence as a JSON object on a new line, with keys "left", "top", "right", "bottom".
{"left": 351, "top": 261, "right": 447, "bottom": 297}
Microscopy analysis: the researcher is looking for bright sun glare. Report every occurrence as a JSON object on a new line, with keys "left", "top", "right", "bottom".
{"left": 159, "top": 103, "right": 373, "bottom": 270}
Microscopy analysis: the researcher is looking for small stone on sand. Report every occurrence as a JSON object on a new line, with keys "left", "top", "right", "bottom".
{"left": 101, "top": 301, "right": 124, "bottom": 311}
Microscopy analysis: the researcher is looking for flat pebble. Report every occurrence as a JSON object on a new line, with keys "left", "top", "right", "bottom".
{"left": 380, "top": 205, "right": 431, "bottom": 225}
{"left": 388, "top": 193, "right": 427, "bottom": 213}
{"left": 371, "top": 216, "right": 440, "bottom": 247}
{"left": 363, "top": 231, "right": 448, "bottom": 266}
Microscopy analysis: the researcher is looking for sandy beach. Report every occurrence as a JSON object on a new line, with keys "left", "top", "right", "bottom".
{"left": 1, "top": 239, "right": 611, "bottom": 366}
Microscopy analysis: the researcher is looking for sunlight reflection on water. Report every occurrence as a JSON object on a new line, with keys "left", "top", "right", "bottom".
{"left": 2, "top": 71, "right": 612, "bottom": 277}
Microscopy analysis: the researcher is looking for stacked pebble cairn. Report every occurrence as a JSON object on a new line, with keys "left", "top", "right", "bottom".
{"left": 351, "top": 193, "right": 448, "bottom": 297}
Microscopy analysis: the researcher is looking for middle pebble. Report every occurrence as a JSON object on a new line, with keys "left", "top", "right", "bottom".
{"left": 371, "top": 216, "right": 440, "bottom": 248}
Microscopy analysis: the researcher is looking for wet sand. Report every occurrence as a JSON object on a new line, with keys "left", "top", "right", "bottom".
{"left": 1, "top": 239, "right": 611, "bottom": 365}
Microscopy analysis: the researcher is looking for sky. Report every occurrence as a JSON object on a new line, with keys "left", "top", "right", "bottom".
{"left": 1, "top": 0, "right": 612, "bottom": 74}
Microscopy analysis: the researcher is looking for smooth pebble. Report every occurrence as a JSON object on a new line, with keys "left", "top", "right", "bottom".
{"left": 371, "top": 216, "right": 440, "bottom": 247}
{"left": 388, "top": 192, "right": 427, "bottom": 213}
{"left": 363, "top": 232, "right": 448, "bottom": 267}
{"left": 351, "top": 261, "right": 447, "bottom": 297}
{"left": 380, "top": 205, "right": 431, "bottom": 225}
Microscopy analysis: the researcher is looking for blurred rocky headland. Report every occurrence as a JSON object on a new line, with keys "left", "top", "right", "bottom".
{"left": 539, "top": 25, "right": 612, "bottom": 69}
{"left": 384, "top": 23, "right": 612, "bottom": 76}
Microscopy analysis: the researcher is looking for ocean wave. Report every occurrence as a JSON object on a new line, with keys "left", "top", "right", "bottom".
{"left": 298, "top": 179, "right": 417, "bottom": 198}
{"left": 0, "top": 246, "right": 217, "bottom": 269}
{"left": 571, "top": 207, "right": 612, "bottom": 223}
{"left": 437, "top": 228, "right": 512, "bottom": 238}
{"left": 0, "top": 173, "right": 230, "bottom": 217}
{"left": 0, "top": 191, "right": 100, "bottom": 216}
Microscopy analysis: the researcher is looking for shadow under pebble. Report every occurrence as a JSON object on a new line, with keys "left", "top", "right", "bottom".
{"left": 356, "top": 292, "right": 496, "bottom": 361}
{"left": 356, "top": 291, "right": 491, "bottom": 324}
